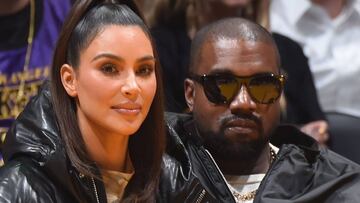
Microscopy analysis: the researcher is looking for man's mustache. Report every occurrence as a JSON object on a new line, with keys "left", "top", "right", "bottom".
{"left": 219, "top": 112, "right": 261, "bottom": 128}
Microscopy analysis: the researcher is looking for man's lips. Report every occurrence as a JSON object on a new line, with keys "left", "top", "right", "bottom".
{"left": 111, "top": 102, "right": 142, "bottom": 115}
{"left": 224, "top": 118, "right": 258, "bottom": 134}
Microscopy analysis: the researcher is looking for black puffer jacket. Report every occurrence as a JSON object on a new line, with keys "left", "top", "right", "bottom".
{"left": 165, "top": 112, "right": 360, "bottom": 203}
{"left": 0, "top": 82, "right": 216, "bottom": 203}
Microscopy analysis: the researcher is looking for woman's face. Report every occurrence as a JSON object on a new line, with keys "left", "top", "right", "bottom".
{"left": 63, "top": 25, "right": 156, "bottom": 137}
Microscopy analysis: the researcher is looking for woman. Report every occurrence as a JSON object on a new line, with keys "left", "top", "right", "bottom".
{"left": 0, "top": 0, "right": 165, "bottom": 202}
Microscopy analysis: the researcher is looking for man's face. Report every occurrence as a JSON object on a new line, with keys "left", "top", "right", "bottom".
{"left": 185, "top": 38, "right": 281, "bottom": 160}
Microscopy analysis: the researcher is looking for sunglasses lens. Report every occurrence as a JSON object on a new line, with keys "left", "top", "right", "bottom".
{"left": 200, "top": 74, "right": 284, "bottom": 104}
{"left": 249, "top": 75, "right": 282, "bottom": 103}
{"left": 218, "top": 82, "right": 238, "bottom": 101}
{"left": 203, "top": 76, "right": 237, "bottom": 104}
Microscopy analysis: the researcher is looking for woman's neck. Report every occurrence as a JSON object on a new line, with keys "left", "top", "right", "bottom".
{"left": 0, "top": 0, "right": 30, "bottom": 16}
{"left": 77, "top": 112, "right": 132, "bottom": 172}
{"left": 87, "top": 133, "right": 131, "bottom": 172}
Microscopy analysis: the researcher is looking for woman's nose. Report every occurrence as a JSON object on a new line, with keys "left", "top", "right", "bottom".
{"left": 121, "top": 73, "right": 140, "bottom": 100}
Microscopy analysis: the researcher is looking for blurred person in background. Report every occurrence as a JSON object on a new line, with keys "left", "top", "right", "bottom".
{"left": 271, "top": 0, "right": 360, "bottom": 163}
{"left": 0, "top": 0, "right": 73, "bottom": 157}
{"left": 141, "top": 0, "right": 329, "bottom": 145}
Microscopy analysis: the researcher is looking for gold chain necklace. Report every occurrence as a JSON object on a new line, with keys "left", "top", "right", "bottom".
{"left": 14, "top": 0, "right": 35, "bottom": 116}
{"left": 231, "top": 147, "right": 277, "bottom": 202}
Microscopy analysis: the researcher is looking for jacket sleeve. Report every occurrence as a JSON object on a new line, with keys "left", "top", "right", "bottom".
{"left": 0, "top": 160, "right": 55, "bottom": 203}
{"left": 256, "top": 145, "right": 360, "bottom": 203}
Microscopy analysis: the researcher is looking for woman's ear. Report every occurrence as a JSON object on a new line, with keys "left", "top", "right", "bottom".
{"left": 60, "top": 64, "right": 78, "bottom": 97}
{"left": 184, "top": 78, "right": 195, "bottom": 112}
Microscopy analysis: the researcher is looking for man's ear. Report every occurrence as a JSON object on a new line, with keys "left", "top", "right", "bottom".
{"left": 184, "top": 78, "right": 195, "bottom": 112}
{"left": 60, "top": 64, "right": 78, "bottom": 97}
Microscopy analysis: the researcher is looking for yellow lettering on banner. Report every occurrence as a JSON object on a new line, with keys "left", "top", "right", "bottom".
{"left": 1, "top": 105, "right": 9, "bottom": 119}
{"left": 43, "top": 66, "right": 50, "bottom": 78}
{"left": 34, "top": 68, "right": 42, "bottom": 79}
{"left": 10, "top": 73, "right": 17, "bottom": 84}
{"left": 16, "top": 72, "right": 25, "bottom": 83}
{"left": 0, "top": 66, "right": 50, "bottom": 120}
{"left": 0, "top": 74, "right": 7, "bottom": 85}
{"left": 0, "top": 66, "right": 50, "bottom": 87}
{"left": 26, "top": 69, "right": 34, "bottom": 81}
{"left": 1, "top": 87, "right": 10, "bottom": 103}
{"left": 0, "top": 80, "right": 43, "bottom": 120}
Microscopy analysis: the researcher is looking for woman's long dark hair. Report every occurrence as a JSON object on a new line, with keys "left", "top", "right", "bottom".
{"left": 50, "top": 0, "right": 165, "bottom": 201}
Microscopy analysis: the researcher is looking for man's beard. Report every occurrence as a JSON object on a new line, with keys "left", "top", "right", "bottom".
{"left": 202, "top": 132, "right": 269, "bottom": 161}
{"left": 199, "top": 114, "right": 269, "bottom": 162}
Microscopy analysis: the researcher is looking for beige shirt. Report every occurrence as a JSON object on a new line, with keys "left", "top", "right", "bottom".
{"left": 101, "top": 169, "right": 134, "bottom": 203}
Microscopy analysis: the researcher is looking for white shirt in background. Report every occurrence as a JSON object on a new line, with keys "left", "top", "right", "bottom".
{"left": 270, "top": 0, "right": 360, "bottom": 117}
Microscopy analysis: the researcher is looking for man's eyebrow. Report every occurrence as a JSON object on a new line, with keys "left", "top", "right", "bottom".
{"left": 207, "top": 69, "right": 275, "bottom": 76}
{"left": 91, "top": 53, "right": 123, "bottom": 62}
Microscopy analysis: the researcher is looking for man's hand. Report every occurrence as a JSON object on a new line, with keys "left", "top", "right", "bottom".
{"left": 300, "top": 120, "right": 329, "bottom": 146}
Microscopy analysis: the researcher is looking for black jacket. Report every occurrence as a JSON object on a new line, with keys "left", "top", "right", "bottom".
{"left": 1, "top": 82, "right": 359, "bottom": 203}
{"left": 0, "top": 83, "right": 214, "bottom": 203}
{"left": 165, "top": 112, "right": 360, "bottom": 203}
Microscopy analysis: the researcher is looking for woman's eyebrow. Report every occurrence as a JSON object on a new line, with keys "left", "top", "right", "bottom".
{"left": 137, "top": 55, "right": 155, "bottom": 63}
{"left": 91, "top": 53, "right": 124, "bottom": 62}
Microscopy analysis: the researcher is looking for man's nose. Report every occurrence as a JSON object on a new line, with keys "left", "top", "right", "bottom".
{"left": 121, "top": 72, "right": 140, "bottom": 100}
{"left": 229, "top": 85, "right": 257, "bottom": 113}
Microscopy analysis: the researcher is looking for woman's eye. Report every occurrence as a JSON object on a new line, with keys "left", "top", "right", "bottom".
{"left": 136, "top": 64, "right": 154, "bottom": 77}
{"left": 101, "top": 64, "right": 118, "bottom": 75}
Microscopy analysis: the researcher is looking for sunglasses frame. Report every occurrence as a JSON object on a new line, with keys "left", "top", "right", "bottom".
{"left": 190, "top": 72, "right": 286, "bottom": 104}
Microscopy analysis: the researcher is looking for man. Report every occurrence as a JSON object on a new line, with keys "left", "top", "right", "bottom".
{"left": 142, "top": 0, "right": 329, "bottom": 146}
{"left": 165, "top": 18, "right": 360, "bottom": 202}
{"left": 270, "top": 0, "right": 360, "bottom": 163}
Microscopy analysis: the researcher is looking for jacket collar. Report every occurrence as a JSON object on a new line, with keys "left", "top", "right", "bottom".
{"left": 165, "top": 112, "right": 320, "bottom": 152}
{"left": 270, "top": 124, "right": 319, "bottom": 151}
{"left": 164, "top": 112, "right": 193, "bottom": 178}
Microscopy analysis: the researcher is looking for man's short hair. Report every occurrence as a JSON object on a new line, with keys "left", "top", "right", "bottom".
{"left": 188, "top": 17, "right": 280, "bottom": 73}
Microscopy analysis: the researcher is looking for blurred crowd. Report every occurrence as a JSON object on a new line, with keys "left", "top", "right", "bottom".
{"left": 1, "top": 0, "right": 360, "bottom": 164}
{"left": 0, "top": 0, "right": 359, "bottom": 160}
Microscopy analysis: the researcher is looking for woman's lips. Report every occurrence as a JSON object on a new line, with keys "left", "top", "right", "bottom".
{"left": 111, "top": 102, "right": 142, "bottom": 115}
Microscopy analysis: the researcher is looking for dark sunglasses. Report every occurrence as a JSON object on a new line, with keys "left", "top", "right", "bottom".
{"left": 190, "top": 73, "right": 286, "bottom": 104}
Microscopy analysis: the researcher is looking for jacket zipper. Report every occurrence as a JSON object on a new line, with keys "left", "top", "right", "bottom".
{"left": 91, "top": 177, "right": 101, "bottom": 203}
{"left": 195, "top": 189, "right": 206, "bottom": 203}
{"left": 203, "top": 149, "right": 236, "bottom": 202}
